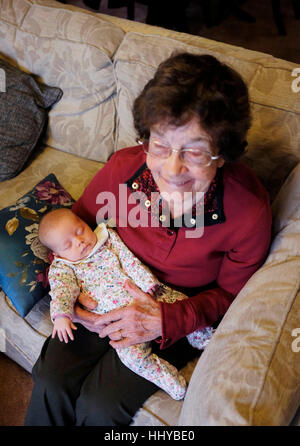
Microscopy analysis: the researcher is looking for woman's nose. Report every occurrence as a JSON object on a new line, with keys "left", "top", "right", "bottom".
{"left": 163, "top": 150, "right": 187, "bottom": 177}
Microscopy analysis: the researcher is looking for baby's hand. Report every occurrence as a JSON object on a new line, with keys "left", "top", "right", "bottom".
{"left": 52, "top": 316, "right": 77, "bottom": 343}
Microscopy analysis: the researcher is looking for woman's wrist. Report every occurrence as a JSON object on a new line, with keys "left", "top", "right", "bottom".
{"left": 159, "top": 299, "right": 198, "bottom": 349}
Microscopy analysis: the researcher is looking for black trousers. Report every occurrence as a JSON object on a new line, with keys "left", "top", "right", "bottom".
{"left": 25, "top": 324, "right": 199, "bottom": 426}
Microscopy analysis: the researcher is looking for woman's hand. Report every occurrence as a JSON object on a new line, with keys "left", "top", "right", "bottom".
{"left": 98, "top": 280, "right": 162, "bottom": 349}
{"left": 73, "top": 292, "right": 108, "bottom": 333}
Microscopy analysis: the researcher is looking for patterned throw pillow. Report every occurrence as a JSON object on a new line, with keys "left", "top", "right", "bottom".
{"left": 0, "top": 174, "right": 74, "bottom": 317}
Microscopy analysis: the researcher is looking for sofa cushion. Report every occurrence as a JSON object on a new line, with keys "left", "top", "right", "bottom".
{"left": 0, "top": 0, "right": 125, "bottom": 162}
{"left": 113, "top": 32, "right": 300, "bottom": 200}
{"left": 178, "top": 163, "right": 300, "bottom": 426}
{"left": 0, "top": 174, "right": 74, "bottom": 317}
{"left": 131, "top": 356, "right": 200, "bottom": 426}
{"left": 0, "top": 57, "right": 62, "bottom": 182}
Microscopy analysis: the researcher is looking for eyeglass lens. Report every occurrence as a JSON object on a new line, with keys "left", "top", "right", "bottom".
{"left": 144, "top": 141, "right": 212, "bottom": 166}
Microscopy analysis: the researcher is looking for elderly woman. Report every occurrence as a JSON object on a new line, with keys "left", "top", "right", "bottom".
{"left": 25, "top": 53, "right": 271, "bottom": 426}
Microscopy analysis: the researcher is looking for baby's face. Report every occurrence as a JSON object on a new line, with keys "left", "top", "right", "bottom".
{"left": 50, "top": 213, "right": 97, "bottom": 262}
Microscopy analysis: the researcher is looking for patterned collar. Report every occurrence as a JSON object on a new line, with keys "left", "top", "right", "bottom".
{"left": 125, "top": 163, "right": 225, "bottom": 229}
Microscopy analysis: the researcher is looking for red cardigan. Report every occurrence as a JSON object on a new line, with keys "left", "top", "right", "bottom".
{"left": 72, "top": 146, "right": 272, "bottom": 349}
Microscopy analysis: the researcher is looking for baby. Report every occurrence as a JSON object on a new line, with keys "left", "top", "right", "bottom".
{"left": 38, "top": 208, "right": 214, "bottom": 400}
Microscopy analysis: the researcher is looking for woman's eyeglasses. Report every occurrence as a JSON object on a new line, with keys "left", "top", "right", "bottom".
{"left": 137, "top": 139, "right": 221, "bottom": 167}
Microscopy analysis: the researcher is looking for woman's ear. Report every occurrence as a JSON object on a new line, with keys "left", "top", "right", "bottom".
{"left": 217, "top": 157, "right": 225, "bottom": 168}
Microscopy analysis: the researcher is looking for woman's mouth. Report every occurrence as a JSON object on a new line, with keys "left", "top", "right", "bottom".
{"left": 161, "top": 176, "right": 192, "bottom": 188}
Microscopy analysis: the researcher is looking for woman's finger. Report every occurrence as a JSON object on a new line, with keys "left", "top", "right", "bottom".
{"left": 107, "top": 329, "right": 124, "bottom": 341}
{"left": 109, "top": 326, "right": 148, "bottom": 349}
{"left": 73, "top": 305, "right": 108, "bottom": 333}
{"left": 110, "top": 337, "right": 135, "bottom": 349}
{"left": 96, "top": 307, "right": 126, "bottom": 331}
{"left": 77, "top": 292, "right": 98, "bottom": 310}
{"left": 98, "top": 319, "right": 124, "bottom": 338}
{"left": 124, "top": 280, "right": 151, "bottom": 301}
{"left": 73, "top": 304, "right": 101, "bottom": 322}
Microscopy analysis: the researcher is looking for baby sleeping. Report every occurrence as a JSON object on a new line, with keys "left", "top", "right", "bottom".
{"left": 38, "top": 208, "right": 214, "bottom": 400}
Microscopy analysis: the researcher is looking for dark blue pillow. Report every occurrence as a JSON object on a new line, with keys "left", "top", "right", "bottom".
{"left": 0, "top": 174, "right": 74, "bottom": 317}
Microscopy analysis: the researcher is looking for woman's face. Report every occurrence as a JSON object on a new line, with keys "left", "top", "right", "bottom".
{"left": 146, "top": 117, "right": 225, "bottom": 203}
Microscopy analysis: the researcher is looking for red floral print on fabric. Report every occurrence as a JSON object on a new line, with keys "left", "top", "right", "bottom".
{"left": 35, "top": 180, "right": 73, "bottom": 205}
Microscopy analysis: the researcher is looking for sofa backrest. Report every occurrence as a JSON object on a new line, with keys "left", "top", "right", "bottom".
{"left": 0, "top": 0, "right": 299, "bottom": 200}
{"left": 0, "top": 0, "right": 124, "bottom": 162}
{"left": 111, "top": 28, "right": 300, "bottom": 201}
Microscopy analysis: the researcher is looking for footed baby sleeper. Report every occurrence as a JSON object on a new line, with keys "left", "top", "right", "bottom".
{"left": 49, "top": 224, "right": 214, "bottom": 400}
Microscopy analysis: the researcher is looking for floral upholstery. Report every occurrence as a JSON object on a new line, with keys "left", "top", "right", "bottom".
{"left": 0, "top": 0, "right": 124, "bottom": 163}
{"left": 113, "top": 32, "right": 300, "bottom": 201}
{"left": 179, "top": 163, "right": 300, "bottom": 426}
{"left": 0, "top": 0, "right": 299, "bottom": 426}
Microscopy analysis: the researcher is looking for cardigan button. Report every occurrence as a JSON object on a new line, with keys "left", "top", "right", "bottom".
{"left": 167, "top": 229, "right": 174, "bottom": 236}
{"left": 159, "top": 215, "right": 166, "bottom": 222}
{"left": 190, "top": 218, "right": 196, "bottom": 225}
{"left": 212, "top": 213, "right": 218, "bottom": 220}
{"left": 132, "top": 182, "right": 139, "bottom": 190}
{"left": 145, "top": 199, "right": 151, "bottom": 208}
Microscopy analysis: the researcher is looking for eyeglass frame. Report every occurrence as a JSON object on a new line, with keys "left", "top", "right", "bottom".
{"left": 137, "top": 138, "right": 221, "bottom": 168}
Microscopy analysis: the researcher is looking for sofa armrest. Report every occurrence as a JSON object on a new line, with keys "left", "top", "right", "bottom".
{"left": 179, "top": 164, "right": 300, "bottom": 426}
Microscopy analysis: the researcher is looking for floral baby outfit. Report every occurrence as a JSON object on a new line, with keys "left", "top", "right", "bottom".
{"left": 49, "top": 224, "right": 214, "bottom": 400}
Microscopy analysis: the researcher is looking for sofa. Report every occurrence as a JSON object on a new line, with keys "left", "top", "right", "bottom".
{"left": 0, "top": 0, "right": 299, "bottom": 426}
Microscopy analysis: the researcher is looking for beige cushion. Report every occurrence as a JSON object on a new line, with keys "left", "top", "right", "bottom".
{"left": 131, "top": 356, "right": 200, "bottom": 426}
{"left": 0, "top": 0, "right": 124, "bottom": 162}
{"left": 113, "top": 32, "right": 300, "bottom": 200}
{"left": 178, "top": 163, "right": 300, "bottom": 426}
{"left": 0, "top": 145, "right": 103, "bottom": 210}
